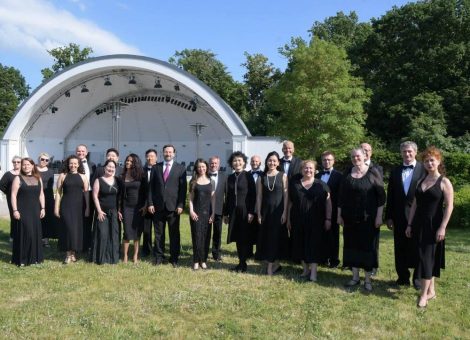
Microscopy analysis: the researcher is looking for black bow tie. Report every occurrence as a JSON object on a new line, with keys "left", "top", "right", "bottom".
{"left": 209, "top": 173, "right": 217, "bottom": 177}
{"left": 252, "top": 170, "right": 262, "bottom": 175}
{"left": 283, "top": 159, "right": 291, "bottom": 163}
{"left": 147, "top": 167, "right": 153, "bottom": 171}
{"left": 402, "top": 165, "right": 414, "bottom": 170}
{"left": 82, "top": 160, "right": 87, "bottom": 163}
{"left": 321, "top": 170, "right": 331, "bottom": 175}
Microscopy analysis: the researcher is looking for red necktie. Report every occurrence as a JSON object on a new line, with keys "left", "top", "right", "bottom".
{"left": 163, "top": 163, "right": 170, "bottom": 182}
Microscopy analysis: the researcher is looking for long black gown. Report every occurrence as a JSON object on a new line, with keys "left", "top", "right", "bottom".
{"left": 91, "top": 177, "right": 120, "bottom": 264}
{"left": 256, "top": 172, "right": 285, "bottom": 263}
{"left": 0, "top": 171, "right": 17, "bottom": 238}
{"left": 339, "top": 170, "right": 386, "bottom": 271}
{"left": 224, "top": 171, "right": 256, "bottom": 266}
{"left": 59, "top": 173, "right": 84, "bottom": 252}
{"left": 290, "top": 178, "right": 329, "bottom": 264}
{"left": 39, "top": 168, "right": 58, "bottom": 239}
{"left": 122, "top": 179, "right": 144, "bottom": 241}
{"left": 413, "top": 176, "right": 446, "bottom": 279}
{"left": 190, "top": 182, "right": 212, "bottom": 263}
{"left": 12, "top": 176, "right": 43, "bottom": 266}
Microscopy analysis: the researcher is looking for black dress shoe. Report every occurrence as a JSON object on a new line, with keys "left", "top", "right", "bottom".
{"left": 273, "top": 265, "right": 282, "bottom": 274}
{"left": 413, "top": 279, "right": 421, "bottom": 290}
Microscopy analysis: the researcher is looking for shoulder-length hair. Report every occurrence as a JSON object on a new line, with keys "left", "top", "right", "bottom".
{"left": 121, "top": 153, "right": 144, "bottom": 180}
{"left": 20, "top": 157, "right": 41, "bottom": 180}
{"left": 227, "top": 151, "right": 248, "bottom": 169}
{"left": 264, "top": 151, "right": 281, "bottom": 174}
{"left": 189, "top": 158, "right": 209, "bottom": 193}
{"left": 62, "top": 155, "right": 85, "bottom": 174}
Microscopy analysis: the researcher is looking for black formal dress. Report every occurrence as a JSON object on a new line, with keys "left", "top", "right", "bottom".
{"left": 385, "top": 162, "right": 426, "bottom": 283}
{"left": 412, "top": 176, "right": 446, "bottom": 279}
{"left": 208, "top": 171, "right": 226, "bottom": 260}
{"left": 256, "top": 172, "right": 285, "bottom": 263}
{"left": 339, "top": 170, "right": 386, "bottom": 271}
{"left": 59, "top": 173, "right": 85, "bottom": 253}
{"left": 39, "top": 168, "right": 58, "bottom": 239}
{"left": 224, "top": 171, "right": 256, "bottom": 268}
{"left": 91, "top": 177, "right": 121, "bottom": 264}
{"left": 0, "top": 171, "right": 17, "bottom": 238}
{"left": 290, "top": 178, "right": 329, "bottom": 264}
{"left": 122, "top": 179, "right": 144, "bottom": 241}
{"left": 12, "top": 176, "right": 43, "bottom": 266}
{"left": 190, "top": 182, "right": 213, "bottom": 263}
{"left": 315, "top": 169, "right": 343, "bottom": 267}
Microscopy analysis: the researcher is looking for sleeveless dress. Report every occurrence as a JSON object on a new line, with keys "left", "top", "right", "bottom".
{"left": 12, "top": 176, "right": 43, "bottom": 266}
{"left": 122, "top": 179, "right": 144, "bottom": 241}
{"left": 91, "top": 177, "right": 120, "bottom": 264}
{"left": 39, "top": 168, "right": 58, "bottom": 239}
{"left": 59, "top": 173, "right": 84, "bottom": 252}
{"left": 256, "top": 172, "right": 285, "bottom": 263}
{"left": 413, "top": 176, "right": 446, "bottom": 279}
{"left": 289, "top": 178, "right": 330, "bottom": 264}
{"left": 190, "top": 182, "right": 213, "bottom": 263}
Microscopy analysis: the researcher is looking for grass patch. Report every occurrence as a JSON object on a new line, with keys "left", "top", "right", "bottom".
{"left": 0, "top": 218, "right": 469, "bottom": 338}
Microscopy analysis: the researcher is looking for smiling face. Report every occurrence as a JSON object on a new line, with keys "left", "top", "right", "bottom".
{"left": 361, "top": 143, "right": 372, "bottom": 161}
{"left": 266, "top": 155, "right": 279, "bottom": 171}
{"left": 302, "top": 161, "right": 315, "bottom": 179}
{"left": 21, "top": 159, "right": 34, "bottom": 175}
{"left": 196, "top": 162, "right": 208, "bottom": 176}
{"left": 12, "top": 158, "right": 21, "bottom": 171}
{"left": 282, "top": 142, "right": 294, "bottom": 159}
{"left": 146, "top": 151, "right": 157, "bottom": 166}
{"left": 68, "top": 158, "right": 79, "bottom": 173}
{"left": 163, "top": 146, "right": 175, "bottom": 162}
{"left": 351, "top": 149, "right": 365, "bottom": 166}
{"left": 76, "top": 145, "right": 88, "bottom": 161}
{"left": 322, "top": 154, "right": 334, "bottom": 170}
{"left": 231, "top": 156, "right": 245, "bottom": 172}
{"left": 38, "top": 155, "right": 50, "bottom": 168}
{"left": 209, "top": 157, "right": 220, "bottom": 173}
{"left": 250, "top": 156, "right": 261, "bottom": 170}
{"left": 401, "top": 146, "right": 417, "bottom": 165}
{"left": 106, "top": 151, "right": 119, "bottom": 163}
{"left": 125, "top": 156, "right": 133, "bottom": 169}
{"left": 104, "top": 161, "right": 116, "bottom": 176}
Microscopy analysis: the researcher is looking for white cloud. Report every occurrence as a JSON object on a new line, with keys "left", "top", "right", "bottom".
{"left": 0, "top": 0, "right": 140, "bottom": 62}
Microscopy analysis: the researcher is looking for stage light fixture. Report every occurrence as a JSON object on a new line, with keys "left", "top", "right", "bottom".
{"left": 104, "top": 76, "right": 112, "bottom": 86}
{"left": 174, "top": 83, "right": 180, "bottom": 91}
{"left": 64, "top": 90, "right": 70, "bottom": 97}
{"left": 81, "top": 84, "right": 89, "bottom": 93}
{"left": 128, "top": 75, "right": 136, "bottom": 84}
{"left": 154, "top": 78, "right": 162, "bottom": 88}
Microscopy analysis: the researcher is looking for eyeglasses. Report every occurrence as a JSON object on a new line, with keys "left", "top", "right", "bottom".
{"left": 12, "top": 161, "right": 21, "bottom": 164}
{"left": 40, "top": 158, "right": 50, "bottom": 162}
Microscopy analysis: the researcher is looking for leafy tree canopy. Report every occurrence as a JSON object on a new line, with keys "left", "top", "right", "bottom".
{"left": 41, "top": 43, "right": 93, "bottom": 81}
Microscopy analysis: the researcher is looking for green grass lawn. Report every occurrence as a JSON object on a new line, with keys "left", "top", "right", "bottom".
{"left": 0, "top": 217, "right": 469, "bottom": 339}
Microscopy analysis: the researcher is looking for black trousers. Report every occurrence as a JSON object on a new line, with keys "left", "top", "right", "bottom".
{"left": 82, "top": 191, "right": 94, "bottom": 253}
{"left": 394, "top": 226, "right": 419, "bottom": 282}
{"left": 325, "top": 222, "right": 340, "bottom": 265}
{"left": 207, "top": 214, "right": 223, "bottom": 260}
{"left": 153, "top": 209, "right": 180, "bottom": 263}
{"left": 141, "top": 215, "right": 156, "bottom": 256}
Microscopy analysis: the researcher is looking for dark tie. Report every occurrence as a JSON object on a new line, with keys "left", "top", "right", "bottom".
{"left": 252, "top": 170, "right": 262, "bottom": 176}
{"left": 210, "top": 173, "right": 217, "bottom": 177}
{"left": 284, "top": 159, "right": 291, "bottom": 163}
{"left": 402, "top": 165, "right": 414, "bottom": 170}
{"left": 322, "top": 170, "right": 331, "bottom": 175}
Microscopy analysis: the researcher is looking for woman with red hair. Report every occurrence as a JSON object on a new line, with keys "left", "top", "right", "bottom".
{"left": 406, "top": 146, "right": 454, "bottom": 308}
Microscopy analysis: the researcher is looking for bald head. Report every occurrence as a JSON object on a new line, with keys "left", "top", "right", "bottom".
{"left": 250, "top": 155, "right": 261, "bottom": 171}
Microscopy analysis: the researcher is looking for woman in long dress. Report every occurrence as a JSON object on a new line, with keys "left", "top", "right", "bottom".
{"left": 223, "top": 151, "right": 256, "bottom": 273}
{"left": 189, "top": 159, "right": 215, "bottom": 270}
{"left": 55, "top": 155, "right": 89, "bottom": 264}
{"left": 288, "top": 160, "right": 331, "bottom": 282}
{"left": 121, "top": 153, "right": 145, "bottom": 264}
{"left": 406, "top": 146, "right": 453, "bottom": 308}
{"left": 0, "top": 155, "right": 21, "bottom": 241}
{"left": 36, "top": 152, "right": 58, "bottom": 247}
{"left": 255, "top": 151, "right": 288, "bottom": 276}
{"left": 338, "top": 147, "right": 385, "bottom": 291}
{"left": 91, "top": 160, "right": 122, "bottom": 264}
{"left": 10, "top": 158, "right": 45, "bottom": 266}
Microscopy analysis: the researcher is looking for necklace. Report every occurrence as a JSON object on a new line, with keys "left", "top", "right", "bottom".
{"left": 267, "top": 173, "right": 277, "bottom": 191}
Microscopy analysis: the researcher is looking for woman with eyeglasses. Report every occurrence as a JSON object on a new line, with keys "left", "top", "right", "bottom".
{"left": 0, "top": 156, "right": 21, "bottom": 242}
{"left": 36, "top": 152, "right": 58, "bottom": 247}
{"left": 10, "top": 158, "right": 46, "bottom": 266}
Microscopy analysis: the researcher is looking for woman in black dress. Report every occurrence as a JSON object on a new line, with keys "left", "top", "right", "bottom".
{"left": 406, "top": 146, "right": 454, "bottom": 308}
{"left": 0, "top": 155, "right": 21, "bottom": 241}
{"left": 91, "top": 160, "right": 122, "bottom": 264}
{"left": 55, "top": 155, "right": 89, "bottom": 264}
{"left": 189, "top": 159, "right": 215, "bottom": 270}
{"left": 288, "top": 160, "right": 331, "bottom": 282}
{"left": 36, "top": 152, "right": 58, "bottom": 247}
{"left": 121, "top": 153, "right": 145, "bottom": 264}
{"left": 10, "top": 158, "right": 45, "bottom": 266}
{"left": 338, "top": 147, "right": 385, "bottom": 291}
{"left": 255, "top": 151, "right": 288, "bottom": 275}
{"left": 223, "top": 151, "right": 256, "bottom": 273}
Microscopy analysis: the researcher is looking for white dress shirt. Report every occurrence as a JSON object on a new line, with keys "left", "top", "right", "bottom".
{"left": 402, "top": 160, "right": 417, "bottom": 195}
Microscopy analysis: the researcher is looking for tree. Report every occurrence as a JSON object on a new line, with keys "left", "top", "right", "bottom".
{"left": 41, "top": 43, "right": 93, "bottom": 81}
{"left": 0, "top": 64, "right": 30, "bottom": 134}
{"left": 240, "top": 52, "right": 281, "bottom": 135}
{"left": 266, "top": 40, "right": 369, "bottom": 159}
{"left": 169, "top": 49, "right": 246, "bottom": 115}
{"left": 355, "top": 0, "right": 470, "bottom": 145}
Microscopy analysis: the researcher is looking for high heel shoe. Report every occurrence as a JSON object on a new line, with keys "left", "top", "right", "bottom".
{"left": 63, "top": 256, "right": 72, "bottom": 264}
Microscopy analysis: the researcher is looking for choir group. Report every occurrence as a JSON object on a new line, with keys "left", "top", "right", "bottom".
{"left": 0, "top": 140, "right": 454, "bottom": 308}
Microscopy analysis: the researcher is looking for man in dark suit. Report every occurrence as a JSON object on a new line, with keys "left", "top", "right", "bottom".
{"left": 207, "top": 156, "right": 227, "bottom": 261}
{"left": 386, "top": 141, "right": 426, "bottom": 288}
{"left": 315, "top": 151, "right": 343, "bottom": 268}
{"left": 140, "top": 148, "right": 158, "bottom": 257}
{"left": 93, "top": 148, "right": 123, "bottom": 179}
{"left": 148, "top": 144, "right": 187, "bottom": 267}
{"left": 249, "top": 155, "right": 263, "bottom": 258}
{"left": 280, "top": 140, "right": 302, "bottom": 180}
{"left": 361, "top": 142, "right": 384, "bottom": 179}
{"left": 75, "top": 144, "right": 96, "bottom": 253}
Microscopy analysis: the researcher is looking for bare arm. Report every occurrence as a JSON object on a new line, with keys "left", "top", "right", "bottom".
{"left": 436, "top": 178, "right": 454, "bottom": 242}
{"left": 54, "top": 174, "right": 65, "bottom": 218}
{"left": 92, "top": 178, "right": 106, "bottom": 222}
{"left": 39, "top": 178, "right": 45, "bottom": 218}
{"left": 324, "top": 192, "right": 332, "bottom": 230}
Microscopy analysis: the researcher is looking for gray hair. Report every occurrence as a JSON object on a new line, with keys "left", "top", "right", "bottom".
{"left": 11, "top": 155, "right": 21, "bottom": 162}
{"left": 400, "top": 141, "right": 418, "bottom": 152}
{"left": 350, "top": 147, "right": 366, "bottom": 157}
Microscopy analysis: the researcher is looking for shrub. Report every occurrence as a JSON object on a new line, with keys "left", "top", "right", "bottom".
{"left": 449, "top": 185, "right": 470, "bottom": 229}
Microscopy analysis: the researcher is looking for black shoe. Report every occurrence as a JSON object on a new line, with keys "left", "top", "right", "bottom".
{"left": 213, "top": 255, "right": 222, "bottom": 262}
{"left": 154, "top": 259, "right": 163, "bottom": 266}
{"left": 413, "top": 279, "right": 421, "bottom": 290}
{"left": 273, "top": 265, "right": 282, "bottom": 274}
{"left": 170, "top": 262, "right": 178, "bottom": 268}
{"left": 328, "top": 260, "right": 340, "bottom": 269}
{"left": 394, "top": 279, "right": 410, "bottom": 286}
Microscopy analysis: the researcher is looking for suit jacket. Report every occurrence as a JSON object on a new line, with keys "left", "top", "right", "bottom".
{"left": 212, "top": 171, "right": 227, "bottom": 216}
{"left": 148, "top": 161, "right": 187, "bottom": 212}
{"left": 369, "top": 161, "right": 383, "bottom": 179}
{"left": 280, "top": 156, "right": 302, "bottom": 181}
{"left": 315, "top": 169, "right": 343, "bottom": 219}
{"left": 385, "top": 162, "right": 426, "bottom": 230}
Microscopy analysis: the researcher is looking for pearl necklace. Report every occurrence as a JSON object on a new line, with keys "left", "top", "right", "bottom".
{"left": 266, "top": 172, "right": 277, "bottom": 191}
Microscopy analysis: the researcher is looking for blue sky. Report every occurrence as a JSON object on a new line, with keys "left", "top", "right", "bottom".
{"left": 0, "top": 0, "right": 414, "bottom": 90}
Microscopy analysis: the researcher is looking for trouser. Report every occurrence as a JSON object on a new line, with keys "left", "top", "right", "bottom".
{"left": 153, "top": 209, "right": 180, "bottom": 263}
